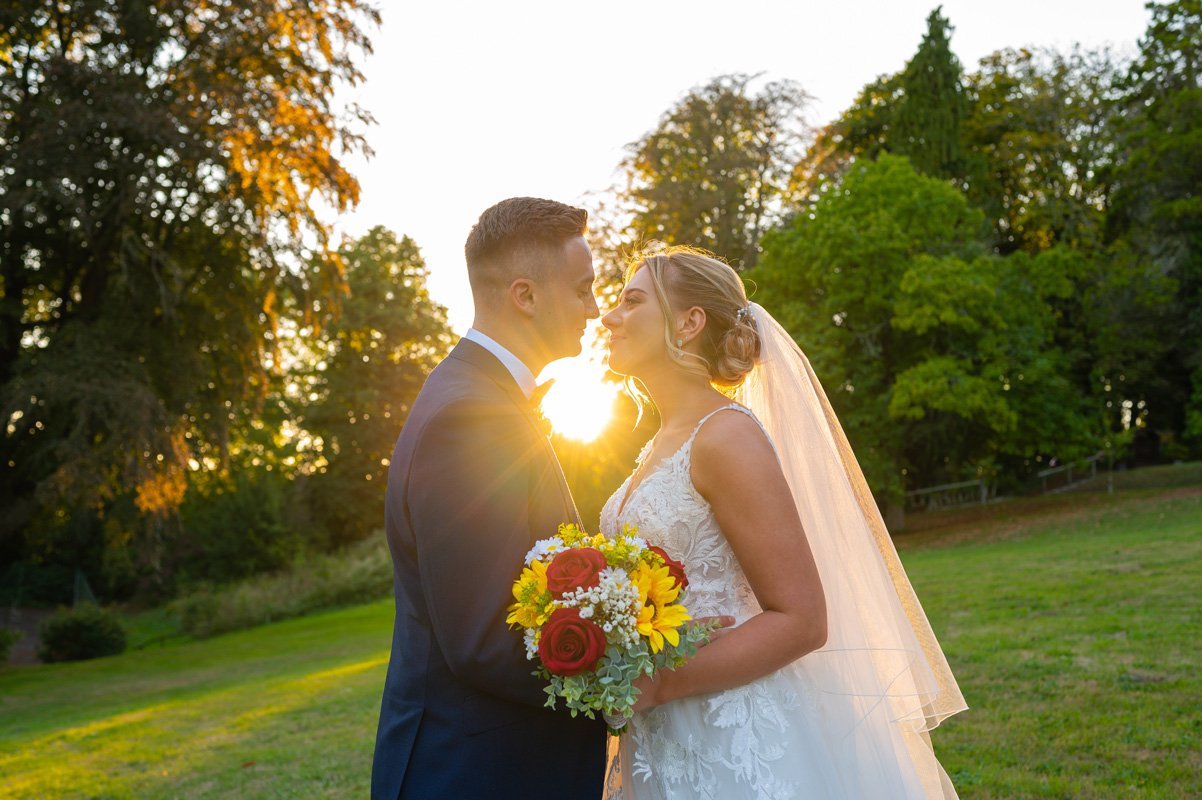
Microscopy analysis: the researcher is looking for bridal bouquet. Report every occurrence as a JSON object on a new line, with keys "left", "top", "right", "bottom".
{"left": 507, "top": 522, "right": 711, "bottom": 732}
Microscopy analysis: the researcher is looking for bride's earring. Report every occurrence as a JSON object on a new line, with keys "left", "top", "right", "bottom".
{"left": 676, "top": 338, "right": 684, "bottom": 348}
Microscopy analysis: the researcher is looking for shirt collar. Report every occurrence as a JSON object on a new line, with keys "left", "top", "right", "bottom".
{"left": 463, "top": 328, "right": 537, "bottom": 399}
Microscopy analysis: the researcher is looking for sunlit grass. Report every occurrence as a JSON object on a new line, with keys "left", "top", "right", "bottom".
{"left": 1, "top": 468, "right": 1198, "bottom": 798}
{"left": 0, "top": 603, "right": 393, "bottom": 799}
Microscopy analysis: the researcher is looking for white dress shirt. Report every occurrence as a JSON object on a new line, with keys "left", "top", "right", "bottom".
{"left": 462, "top": 328, "right": 537, "bottom": 399}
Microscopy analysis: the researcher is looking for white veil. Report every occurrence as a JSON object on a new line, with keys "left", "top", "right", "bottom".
{"left": 734, "top": 303, "right": 966, "bottom": 797}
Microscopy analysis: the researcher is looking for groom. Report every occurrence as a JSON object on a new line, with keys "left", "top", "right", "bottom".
{"left": 371, "top": 198, "right": 607, "bottom": 799}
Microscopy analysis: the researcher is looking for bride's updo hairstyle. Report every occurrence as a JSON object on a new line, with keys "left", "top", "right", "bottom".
{"left": 628, "top": 245, "right": 761, "bottom": 388}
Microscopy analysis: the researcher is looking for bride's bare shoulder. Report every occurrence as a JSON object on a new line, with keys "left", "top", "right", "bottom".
{"left": 690, "top": 407, "right": 778, "bottom": 491}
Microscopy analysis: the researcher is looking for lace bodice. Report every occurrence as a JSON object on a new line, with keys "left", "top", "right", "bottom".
{"left": 599, "top": 404, "right": 763, "bottom": 624}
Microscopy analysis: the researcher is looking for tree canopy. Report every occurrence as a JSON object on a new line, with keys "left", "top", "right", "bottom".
{"left": 619, "top": 74, "right": 811, "bottom": 269}
{"left": 0, "top": 0, "right": 380, "bottom": 595}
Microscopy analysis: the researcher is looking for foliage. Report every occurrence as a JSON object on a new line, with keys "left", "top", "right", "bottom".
{"left": 776, "top": 5, "right": 1201, "bottom": 483}
{"left": 790, "top": 72, "right": 901, "bottom": 203}
{"left": 0, "top": 626, "right": 21, "bottom": 663}
{"left": 890, "top": 6, "right": 966, "bottom": 180}
{"left": 754, "top": 155, "right": 1093, "bottom": 501}
{"left": 172, "top": 468, "right": 299, "bottom": 587}
{"left": 297, "top": 228, "right": 453, "bottom": 547}
{"left": 36, "top": 604, "right": 127, "bottom": 662}
{"left": 792, "top": 7, "right": 963, "bottom": 198}
{"left": 620, "top": 74, "right": 811, "bottom": 268}
{"left": 961, "top": 46, "right": 1123, "bottom": 255}
{"left": 0, "top": 0, "right": 379, "bottom": 592}
{"left": 169, "top": 536, "right": 392, "bottom": 638}
{"left": 1107, "top": 0, "right": 1202, "bottom": 454}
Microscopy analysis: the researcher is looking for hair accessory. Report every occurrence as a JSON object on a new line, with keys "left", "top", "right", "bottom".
{"left": 736, "top": 303, "right": 754, "bottom": 323}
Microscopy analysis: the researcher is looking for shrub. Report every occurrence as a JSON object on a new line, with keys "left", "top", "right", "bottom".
{"left": 0, "top": 626, "right": 22, "bottom": 663}
{"left": 37, "top": 605, "right": 127, "bottom": 663}
{"left": 171, "top": 535, "right": 392, "bottom": 638}
{"left": 175, "top": 469, "right": 300, "bottom": 586}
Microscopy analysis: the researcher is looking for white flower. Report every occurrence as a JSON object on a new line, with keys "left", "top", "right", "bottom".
{"left": 524, "top": 536, "right": 565, "bottom": 566}
{"left": 579, "top": 606, "right": 594, "bottom": 619}
{"left": 523, "top": 628, "right": 539, "bottom": 660}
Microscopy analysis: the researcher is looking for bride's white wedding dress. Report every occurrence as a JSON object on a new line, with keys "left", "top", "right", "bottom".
{"left": 599, "top": 304, "right": 964, "bottom": 800}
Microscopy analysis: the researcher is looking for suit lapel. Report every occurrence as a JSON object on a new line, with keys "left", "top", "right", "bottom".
{"left": 448, "top": 339, "right": 582, "bottom": 528}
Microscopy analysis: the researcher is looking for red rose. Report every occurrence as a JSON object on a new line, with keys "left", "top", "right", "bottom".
{"left": 546, "top": 547, "right": 608, "bottom": 598}
{"left": 648, "top": 545, "right": 689, "bottom": 590}
{"left": 537, "top": 608, "right": 607, "bottom": 676}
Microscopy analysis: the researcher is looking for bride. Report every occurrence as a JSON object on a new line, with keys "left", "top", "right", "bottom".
{"left": 598, "top": 247, "right": 966, "bottom": 799}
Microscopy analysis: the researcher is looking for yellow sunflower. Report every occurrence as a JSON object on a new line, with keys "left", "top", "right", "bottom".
{"left": 506, "top": 559, "right": 551, "bottom": 628}
{"left": 631, "top": 561, "right": 692, "bottom": 653}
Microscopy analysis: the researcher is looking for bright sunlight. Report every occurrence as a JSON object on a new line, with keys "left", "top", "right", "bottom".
{"left": 538, "top": 328, "right": 619, "bottom": 442}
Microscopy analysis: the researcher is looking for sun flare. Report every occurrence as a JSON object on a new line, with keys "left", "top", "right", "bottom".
{"left": 538, "top": 331, "right": 619, "bottom": 442}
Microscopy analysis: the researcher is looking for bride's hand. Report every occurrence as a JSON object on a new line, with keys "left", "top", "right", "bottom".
{"left": 694, "top": 615, "right": 736, "bottom": 643}
{"left": 631, "top": 673, "right": 659, "bottom": 713}
{"left": 633, "top": 616, "right": 736, "bottom": 712}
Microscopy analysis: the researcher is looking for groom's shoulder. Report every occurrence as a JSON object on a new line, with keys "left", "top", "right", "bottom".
{"left": 405, "top": 358, "right": 522, "bottom": 439}
{"left": 420, "top": 351, "right": 512, "bottom": 408}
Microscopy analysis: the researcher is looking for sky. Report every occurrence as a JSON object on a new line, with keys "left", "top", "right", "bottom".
{"left": 334, "top": 0, "right": 1153, "bottom": 335}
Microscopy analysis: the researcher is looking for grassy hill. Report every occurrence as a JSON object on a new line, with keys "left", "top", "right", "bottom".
{"left": 2, "top": 465, "right": 1199, "bottom": 798}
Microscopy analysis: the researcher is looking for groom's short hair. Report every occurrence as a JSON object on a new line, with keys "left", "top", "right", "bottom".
{"left": 465, "top": 197, "right": 588, "bottom": 299}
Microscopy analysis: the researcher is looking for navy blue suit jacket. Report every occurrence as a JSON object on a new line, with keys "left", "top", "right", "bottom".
{"left": 371, "top": 339, "right": 607, "bottom": 800}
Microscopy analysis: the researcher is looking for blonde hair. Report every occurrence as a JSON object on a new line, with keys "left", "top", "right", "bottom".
{"left": 625, "top": 245, "right": 761, "bottom": 389}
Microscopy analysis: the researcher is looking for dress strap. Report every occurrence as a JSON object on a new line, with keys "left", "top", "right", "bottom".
{"left": 634, "top": 438, "right": 655, "bottom": 466}
{"left": 683, "top": 403, "right": 757, "bottom": 448}
{"left": 683, "top": 402, "right": 776, "bottom": 459}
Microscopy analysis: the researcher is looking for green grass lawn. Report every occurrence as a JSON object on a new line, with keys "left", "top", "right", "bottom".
{"left": 0, "top": 604, "right": 391, "bottom": 798}
{"left": 2, "top": 467, "right": 1199, "bottom": 798}
{"left": 896, "top": 470, "right": 1202, "bottom": 799}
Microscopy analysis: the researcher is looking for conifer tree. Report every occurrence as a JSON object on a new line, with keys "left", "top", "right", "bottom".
{"left": 892, "top": 7, "right": 966, "bottom": 180}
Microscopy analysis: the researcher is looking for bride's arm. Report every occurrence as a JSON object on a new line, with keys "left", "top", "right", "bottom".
{"left": 633, "top": 410, "right": 827, "bottom": 710}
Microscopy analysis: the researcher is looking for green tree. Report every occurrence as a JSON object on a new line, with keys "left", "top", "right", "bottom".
{"left": 1107, "top": 0, "right": 1202, "bottom": 453}
{"left": 961, "top": 47, "right": 1123, "bottom": 255}
{"left": 620, "top": 74, "right": 810, "bottom": 268}
{"left": 791, "top": 7, "right": 964, "bottom": 199}
{"left": 789, "top": 72, "right": 901, "bottom": 204}
{"left": 0, "top": 0, "right": 379, "bottom": 595}
{"left": 891, "top": 6, "right": 966, "bottom": 180}
{"left": 298, "top": 228, "right": 454, "bottom": 547}
{"left": 956, "top": 46, "right": 1174, "bottom": 451}
{"left": 753, "top": 155, "right": 1092, "bottom": 502}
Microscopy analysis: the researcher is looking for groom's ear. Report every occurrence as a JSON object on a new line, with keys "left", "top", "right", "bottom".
{"left": 508, "top": 277, "right": 538, "bottom": 318}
